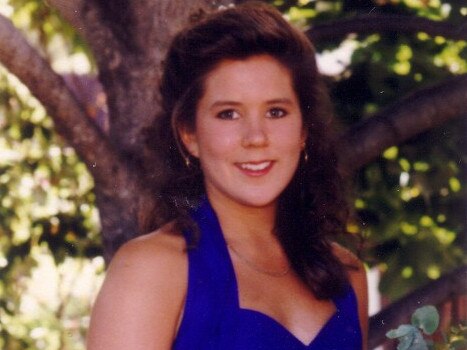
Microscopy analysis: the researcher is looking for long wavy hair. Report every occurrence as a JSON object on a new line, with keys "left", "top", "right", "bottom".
{"left": 143, "top": 2, "right": 350, "bottom": 299}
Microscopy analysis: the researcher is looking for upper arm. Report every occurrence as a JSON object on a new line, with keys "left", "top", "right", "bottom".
{"left": 332, "top": 243, "right": 369, "bottom": 350}
{"left": 87, "top": 230, "right": 187, "bottom": 350}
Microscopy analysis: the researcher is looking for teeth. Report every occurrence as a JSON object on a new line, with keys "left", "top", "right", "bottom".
{"left": 240, "top": 161, "right": 271, "bottom": 171}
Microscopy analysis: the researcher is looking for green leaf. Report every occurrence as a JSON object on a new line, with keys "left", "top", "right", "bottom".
{"left": 387, "top": 324, "right": 418, "bottom": 338}
{"left": 398, "top": 332, "right": 416, "bottom": 350}
{"left": 411, "top": 305, "right": 440, "bottom": 335}
{"left": 386, "top": 325, "right": 430, "bottom": 350}
{"left": 409, "top": 331, "right": 429, "bottom": 350}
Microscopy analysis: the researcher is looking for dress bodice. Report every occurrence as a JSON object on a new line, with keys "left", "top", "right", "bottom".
{"left": 173, "top": 199, "right": 362, "bottom": 350}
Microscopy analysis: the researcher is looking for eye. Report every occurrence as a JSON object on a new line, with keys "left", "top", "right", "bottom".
{"left": 267, "top": 107, "right": 288, "bottom": 119}
{"left": 216, "top": 109, "right": 239, "bottom": 120}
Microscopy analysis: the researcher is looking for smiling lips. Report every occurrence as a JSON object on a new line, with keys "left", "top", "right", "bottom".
{"left": 236, "top": 160, "right": 274, "bottom": 176}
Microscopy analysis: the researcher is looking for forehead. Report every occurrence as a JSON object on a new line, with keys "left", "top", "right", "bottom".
{"left": 200, "top": 54, "right": 297, "bottom": 102}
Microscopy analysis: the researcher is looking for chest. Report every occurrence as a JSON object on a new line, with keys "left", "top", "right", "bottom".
{"left": 233, "top": 258, "right": 337, "bottom": 346}
{"left": 173, "top": 204, "right": 362, "bottom": 349}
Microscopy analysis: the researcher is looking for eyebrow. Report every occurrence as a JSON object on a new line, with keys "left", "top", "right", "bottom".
{"left": 209, "top": 98, "right": 294, "bottom": 110}
{"left": 210, "top": 101, "right": 242, "bottom": 109}
{"left": 265, "top": 98, "right": 294, "bottom": 105}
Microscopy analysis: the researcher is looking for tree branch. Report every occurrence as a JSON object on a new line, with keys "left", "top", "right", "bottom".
{"left": 0, "top": 14, "right": 120, "bottom": 183}
{"left": 0, "top": 14, "right": 147, "bottom": 261}
{"left": 307, "top": 14, "right": 467, "bottom": 43}
{"left": 337, "top": 74, "right": 467, "bottom": 176}
{"left": 368, "top": 265, "right": 467, "bottom": 349}
{"left": 46, "top": 0, "right": 85, "bottom": 35}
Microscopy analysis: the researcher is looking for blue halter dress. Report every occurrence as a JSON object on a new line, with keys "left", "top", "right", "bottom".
{"left": 173, "top": 199, "right": 362, "bottom": 349}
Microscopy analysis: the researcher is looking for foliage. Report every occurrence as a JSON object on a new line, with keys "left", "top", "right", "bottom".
{"left": 386, "top": 305, "right": 467, "bottom": 350}
{"left": 445, "top": 325, "right": 467, "bottom": 350}
{"left": 270, "top": 0, "right": 466, "bottom": 299}
{"left": 0, "top": 1, "right": 102, "bottom": 349}
{"left": 0, "top": 0, "right": 465, "bottom": 349}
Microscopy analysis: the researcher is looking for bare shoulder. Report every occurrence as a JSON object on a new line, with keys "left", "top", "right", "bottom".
{"left": 331, "top": 242, "right": 362, "bottom": 269}
{"left": 331, "top": 242, "right": 369, "bottom": 349}
{"left": 87, "top": 223, "right": 188, "bottom": 350}
{"left": 106, "top": 222, "right": 188, "bottom": 290}
{"left": 112, "top": 222, "right": 187, "bottom": 272}
{"left": 330, "top": 242, "right": 366, "bottom": 292}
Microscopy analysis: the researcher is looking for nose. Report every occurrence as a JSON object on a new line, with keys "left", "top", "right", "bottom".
{"left": 241, "top": 116, "right": 269, "bottom": 148}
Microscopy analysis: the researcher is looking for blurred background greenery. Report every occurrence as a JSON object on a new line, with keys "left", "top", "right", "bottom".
{"left": 0, "top": 1, "right": 103, "bottom": 348}
{"left": 0, "top": 0, "right": 465, "bottom": 349}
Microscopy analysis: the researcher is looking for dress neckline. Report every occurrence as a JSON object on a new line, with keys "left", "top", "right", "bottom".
{"left": 199, "top": 199, "right": 341, "bottom": 348}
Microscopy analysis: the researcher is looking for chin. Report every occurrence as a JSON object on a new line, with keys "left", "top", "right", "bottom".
{"left": 231, "top": 192, "right": 281, "bottom": 209}
{"left": 205, "top": 179, "right": 289, "bottom": 211}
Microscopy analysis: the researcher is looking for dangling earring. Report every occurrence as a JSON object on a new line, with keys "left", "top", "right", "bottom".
{"left": 302, "top": 141, "right": 308, "bottom": 163}
{"left": 303, "top": 150, "right": 308, "bottom": 163}
{"left": 183, "top": 155, "right": 191, "bottom": 167}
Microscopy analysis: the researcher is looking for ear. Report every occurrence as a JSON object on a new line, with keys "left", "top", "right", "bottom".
{"left": 178, "top": 126, "right": 200, "bottom": 158}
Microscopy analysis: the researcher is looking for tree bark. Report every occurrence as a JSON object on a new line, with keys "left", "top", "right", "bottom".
{"left": 0, "top": 13, "right": 147, "bottom": 261}
{"left": 368, "top": 265, "right": 467, "bottom": 349}
{"left": 46, "top": 0, "right": 85, "bottom": 36}
{"left": 0, "top": 14, "right": 121, "bottom": 187}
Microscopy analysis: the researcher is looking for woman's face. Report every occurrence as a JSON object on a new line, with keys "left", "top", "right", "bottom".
{"left": 180, "top": 54, "right": 305, "bottom": 209}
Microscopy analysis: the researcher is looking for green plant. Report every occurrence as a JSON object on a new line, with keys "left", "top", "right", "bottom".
{"left": 444, "top": 324, "right": 467, "bottom": 350}
{"left": 386, "top": 305, "right": 467, "bottom": 350}
{"left": 386, "top": 305, "right": 440, "bottom": 350}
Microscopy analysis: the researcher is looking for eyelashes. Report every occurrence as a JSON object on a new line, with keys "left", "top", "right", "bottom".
{"left": 267, "top": 107, "right": 287, "bottom": 119}
{"left": 215, "top": 107, "right": 288, "bottom": 120}
{"left": 216, "top": 109, "right": 238, "bottom": 120}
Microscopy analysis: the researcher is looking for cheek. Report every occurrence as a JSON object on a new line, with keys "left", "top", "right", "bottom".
{"left": 276, "top": 124, "right": 304, "bottom": 152}
{"left": 197, "top": 125, "right": 237, "bottom": 156}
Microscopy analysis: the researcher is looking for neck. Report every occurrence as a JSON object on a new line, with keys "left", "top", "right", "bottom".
{"left": 206, "top": 193, "right": 277, "bottom": 244}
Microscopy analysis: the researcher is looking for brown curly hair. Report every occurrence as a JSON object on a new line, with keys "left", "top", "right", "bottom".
{"left": 144, "top": 2, "right": 350, "bottom": 299}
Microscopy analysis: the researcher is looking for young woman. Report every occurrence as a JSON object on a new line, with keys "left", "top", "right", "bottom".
{"left": 87, "top": 3, "right": 368, "bottom": 349}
